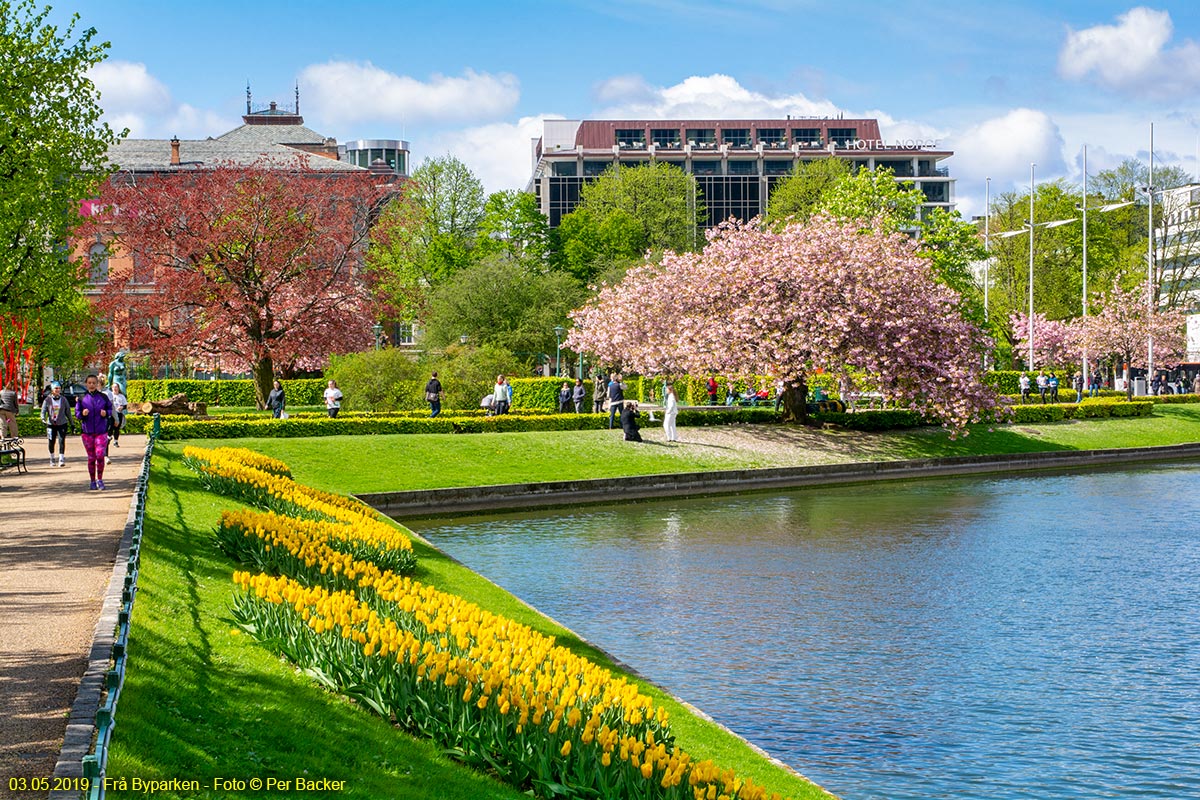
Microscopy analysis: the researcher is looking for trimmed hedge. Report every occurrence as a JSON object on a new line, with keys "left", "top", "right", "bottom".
{"left": 812, "top": 410, "right": 926, "bottom": 431}
{"left": 126, "top": 378, "right": 326, "bottom": 406}
{"left": 1011, "top": 399, "right": 1153, "bottom": 423}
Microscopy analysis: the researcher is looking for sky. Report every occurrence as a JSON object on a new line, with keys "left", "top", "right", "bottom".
{"left": 60, "top": 0, "right": 1200, "bottom": 216}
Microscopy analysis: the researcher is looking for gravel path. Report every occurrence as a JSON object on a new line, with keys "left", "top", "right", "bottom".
{"left": 0, "top": 436, "right": 145, "bottom": 797}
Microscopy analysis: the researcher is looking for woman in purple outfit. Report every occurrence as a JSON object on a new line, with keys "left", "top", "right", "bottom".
{"left": 75, "top": 374, "right": 113, "bottom": 490}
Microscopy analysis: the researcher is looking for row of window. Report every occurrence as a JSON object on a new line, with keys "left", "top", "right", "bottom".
{"left": 613, "top": 127, "right": 857, "bottom": 149}
{"left": 86, "top": 245, "right": 155, "bottom": 285}
{"left": 554, "top": 158, "right": 950, "bottom": 185}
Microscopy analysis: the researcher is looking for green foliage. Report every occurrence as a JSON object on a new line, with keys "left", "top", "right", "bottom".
{"left": 920, "top": 208, "right": 988, "bottom": 325}
{"left": 508, "top": 377, "right": 587, "bottom": 411}
{"left": 426, "top": 344, "right": 526, "bottom": 412}
{"left": 765, "top": 158, "right": 850, "bottom": 225}
{"left": 0, "top": 0, "right": 123, "bottom": 318}
{"left": 325, "top": 349, "right": 426, "bottom": 412}
{"left": 476, "top": 190, "right": 549, "bottom": 266}
{"left": 820, "top": 166, "right": 925, "bottom": 232}
{"left": 812, "top": 410, "right": 925, "bottom": 431}
{"left": 421, "top": 258, "right": 586, "bottom": 354}
{"left": 1012, "top": 404, "right": 1066, "bottom": 423}
{"left": 125, "top": 379, "right": 326, "bottom": 406}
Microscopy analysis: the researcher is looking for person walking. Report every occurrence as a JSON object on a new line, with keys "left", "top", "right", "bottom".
{"left": 592, "top": 373, "right": 606, "bottom": 413}
{"left": 324, "top": 380, "right": 343, "bottom": 418}
{"left": 1048, "top": 372, "right": 1060, "bottom": 403}
{"left": 0, "top": 379, "right": 18, "bottom": 439}
{"left": 607, "top": 372, "right": 625, "bottom": 429}
{"left": 40, "top": 381, "right": 71, "bottom": 467}
{"left": 425, "top": 372, "right": 444, "bottom": 418}
{"left": 267, "top": 380, "right": 286, "bottom": 418}
{"left": 110, "top": 383, "right": 128, "bottom": 448}
{"left": 663, "top": 383, "right": 679, "bottom": 442}
{"left": 1018, "top": 373, "right": 1031, "bottom": 404}
{"left": 558, "top": 381, "right": 572, "bottom": 413}
{"left": 492, "top": 375, "right": 510, "bottom": 416}
{"left": 1090, "top": 370, "right": 1101, "bottom": 397}
{"left": 706, "top": 376, "right": 718, "bottom": 405}
{"left": 1036, "top": 371, "right": 1049, "bottom": 404}
{"left": 1194, "top": 373, "right": 1200, "bottom": 396}
{"left": 75, "top": 374, "right": 112, "bottom": 490}
{"left": 572, "top": 378, "right": 586, "bottom": 413}
{"left": 1073, "top": 372, "right": 1084, "bottom": 403}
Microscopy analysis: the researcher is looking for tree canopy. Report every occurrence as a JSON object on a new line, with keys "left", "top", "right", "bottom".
{"left": 0, "top": 0, "right": 123, "bottom": 318}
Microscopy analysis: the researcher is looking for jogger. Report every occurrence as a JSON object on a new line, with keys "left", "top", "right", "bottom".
{"left": 41, "top": 381, "right": 71, "bottom": 467}
{"left": 75, "top": 374, "right": 113, "bottom": 490}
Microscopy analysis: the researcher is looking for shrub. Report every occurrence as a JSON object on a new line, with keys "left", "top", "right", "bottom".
{"left": 325, "top": 349, "right": 427, "bottom": 412}
{"left": 812, "top": 410, "right": 925, "bottom": 431}
{"left": 1012, "top": 405, "right": 1066, "bottom": 423}
{"left": 125, "top": 378, "right": 326, "bottom": 407}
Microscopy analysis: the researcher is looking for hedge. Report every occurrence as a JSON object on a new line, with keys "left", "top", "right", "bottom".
{"left": 812, "top": 409, "right": 926, "bottom": 431}
{"left": 126, "top": 378, "right": 326, "bottom": 406}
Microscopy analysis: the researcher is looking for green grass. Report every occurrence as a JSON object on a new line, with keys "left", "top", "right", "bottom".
{"left": 112, "top": 445, "right": 834, "bottom": 799}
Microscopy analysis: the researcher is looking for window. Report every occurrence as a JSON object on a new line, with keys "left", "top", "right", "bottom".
{"left": 553, "top": 161, "right": 578, "bottom": 177}
{"left": 728, "top": 160, "right": 758, "bottom": 175}
{"left": 615, "top": 129, "right": 644, "bottom": 148}
{"left": 394, "top": 322, "right": 414, "bottom": 345}
{"left": 876, "top": 159, "right": 914, "bottom": 177}
{"left": 792, "top": 128, "right": 822, "bottom": 147}
{"left": 829, "top": 128, "right": 858, "bottom": 148}
{"left": 692, "top": 160, "right": 721, "bottom": 175}
{"left": 758, "top": 128, "right": 786, "bottom": 148}
{"left": 763, "top": 159, "right": 793, "bottom": 175}
{"left": 547, "top": 176, "right": 585, "bottom": 227}
{"left": 583, "top": 160, "right": 612, "bottom": 177}
{"left": 651, "top": 129, "right": 681, "bottom": 148}
{"left": 697, "top": 176, "right": 762, "bottom": 226}
{"left": 658, "top": 160, "right": 687, "bottom": 173}
{"left": 686, "top": 128, "right": 717, "bottom": 148}
{"left": 88, "top": 244, "right": 108, "bottom": 285}
{"left": 921, "top": 182, "right": 948, "bottom": 203}
{"left": 129, "top": 254, "right": 154, "bottom": 285}
{"left": 722, "top": 129, "right": 751, "bottom": 148}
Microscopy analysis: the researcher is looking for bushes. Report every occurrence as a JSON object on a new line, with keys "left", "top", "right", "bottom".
{"left": 812, "top": 410, "right": 925, "bottom": 431}
{"left": 125, "top": 378, "right": 325, "bottom": 407}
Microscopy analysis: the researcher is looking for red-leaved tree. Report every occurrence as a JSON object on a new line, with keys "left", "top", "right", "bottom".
{"left": 567, "top": 216, "right": 998, "bottom": 431}
{"left": 79, "top": 160, "right": 393, "bottom": 407}
{"left": 1075, "top": 277, "right": 1186, "bottom": 400}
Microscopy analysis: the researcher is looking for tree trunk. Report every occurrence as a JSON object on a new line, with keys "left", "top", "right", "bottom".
{"left": 779, "top": 375, "right": 808, "bottom": 423}
{"left": 253, "top": 354, "right": 274, "bottom": 411}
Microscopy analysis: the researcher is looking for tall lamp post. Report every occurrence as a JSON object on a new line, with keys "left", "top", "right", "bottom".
{"left": 1147, "top": 122, "right": 1156, "bottom": 384}
{"left": 1027, "top": 162, "right": 1036, "bottom": 371}
{"left": 372, "top": 323, "right": 383, "bottom": 350}
{"left": 553, "top": 325, "right": 565, "bottom": 378}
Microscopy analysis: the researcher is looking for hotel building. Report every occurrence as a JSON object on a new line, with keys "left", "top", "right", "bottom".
{"left": 528, "top": 118, "right": 955, "bottom": 228}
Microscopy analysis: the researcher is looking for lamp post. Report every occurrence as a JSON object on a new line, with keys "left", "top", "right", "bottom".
{"left": 372, "top": 323, "right": 383, "bottom": 350}
{"left": 553, "top": 325, "right": 565, "bottom": 378}
{"left": 1081, "top": 145, "right": 1089, "bottom": 393}
{"left": 1147, "top": 122, "right": 1155, "bottom": 384}
{"left": 460, "top": 334, "right": 469, "bottom": 346}
{"left": 1027, "top": 162, "right": 1036, "bottom": 371}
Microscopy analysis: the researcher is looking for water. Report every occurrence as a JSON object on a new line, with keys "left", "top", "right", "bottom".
{"left": 409, "top": 465, "right": 1200, "bottom": 800}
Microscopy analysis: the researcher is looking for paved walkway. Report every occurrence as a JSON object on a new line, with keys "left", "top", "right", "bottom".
{"left": 0, "top": 435, "right": 146, "bottom": 796}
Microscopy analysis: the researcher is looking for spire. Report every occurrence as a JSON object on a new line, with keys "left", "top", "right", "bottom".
{"left": 295, "top": 82, "right": 300, "bottom": 115}
{"left": 246, "top": 81, "right": 252, "bottom": 115}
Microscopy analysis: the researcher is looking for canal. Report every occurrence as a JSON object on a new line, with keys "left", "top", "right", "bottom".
{"left": 408, "top": 464, "right": 1200, "bottom": 800}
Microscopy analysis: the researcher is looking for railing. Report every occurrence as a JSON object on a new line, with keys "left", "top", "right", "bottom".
{"left": 78, "top": 415, "right": 160, "bottom": 800}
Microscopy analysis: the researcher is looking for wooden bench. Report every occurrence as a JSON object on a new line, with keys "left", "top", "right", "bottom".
{"left": 0, "top": 437, "right": 27, "bottom": 474}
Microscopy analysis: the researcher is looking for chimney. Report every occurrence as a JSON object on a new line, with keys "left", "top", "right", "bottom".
{"left": 170, "top": 136, "right": 180, "bottom": 165}
{"left": 269, "top": 101, "right": 277, "bottom": 112}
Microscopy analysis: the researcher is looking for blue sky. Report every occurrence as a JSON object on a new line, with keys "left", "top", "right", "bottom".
{"left": 64, "top": 1, "right": 1200, "bottom": 214}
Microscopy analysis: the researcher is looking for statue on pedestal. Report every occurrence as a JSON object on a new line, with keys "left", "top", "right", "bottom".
{"left": 107, "top": 349, "right": 128, "bottom": 395}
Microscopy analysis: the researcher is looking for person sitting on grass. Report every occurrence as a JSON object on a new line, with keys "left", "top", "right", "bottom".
{"left": 620, "top": 400, "right": 642, "bottom": 442}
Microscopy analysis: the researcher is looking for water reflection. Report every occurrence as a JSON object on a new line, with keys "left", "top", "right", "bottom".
{"left": 411, "top": 464, "right": 1200, "bottom": 800}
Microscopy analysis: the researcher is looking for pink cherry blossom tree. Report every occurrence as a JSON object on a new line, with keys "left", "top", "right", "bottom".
{"left": 1010, "top": 311, "right": 1080, "bottom": 369}
{"left": 1074, "top": 277, "right": 1186, "bottom": 400}
{"left": 567, "top": 216, "right": 999, "bottom": 431}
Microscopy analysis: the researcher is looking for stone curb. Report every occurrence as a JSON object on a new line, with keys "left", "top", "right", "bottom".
{"left": 360, "top": 442, "right": 1200, "bottom": 518}
{"left": 49, "top": 439, "right": 149, "bottom": 800}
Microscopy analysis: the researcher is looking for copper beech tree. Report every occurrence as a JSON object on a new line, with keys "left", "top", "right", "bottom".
{"left": 567, "top": 216, "right": 999, "bottom": 432}
{"left": 80, "top": 159, "right": 394, "bottom": 407}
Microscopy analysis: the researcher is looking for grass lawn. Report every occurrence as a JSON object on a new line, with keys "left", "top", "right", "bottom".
{"left": 111, "top": 445, "right": 835, "bottom": 799}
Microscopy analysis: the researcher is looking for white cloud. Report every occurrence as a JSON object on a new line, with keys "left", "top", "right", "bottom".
{"left": 593, "top": 73, "right": 839, "bottom": 119}
{"left": 946, "top": 109, "right": 1067, "bottom": 208}
{"left": 1059, "top": 7, "right": 1200, "bottom": 97}
{"left": 86, "top": 60, "right": 237, "bottom": 138}
{"left": 299, "top": 62, "right": 520, "bottom": 127}
{"left": 430, "top": 114, "right": 562, "bottom": 193}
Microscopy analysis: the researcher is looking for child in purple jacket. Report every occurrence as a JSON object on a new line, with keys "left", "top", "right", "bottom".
{"left": 75, "top": 374, "right": 113, "bottom": 490}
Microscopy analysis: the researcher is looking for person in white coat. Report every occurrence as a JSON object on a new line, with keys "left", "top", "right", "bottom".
{"left": 663, "top": 383, "right": 679, "bottom": 442}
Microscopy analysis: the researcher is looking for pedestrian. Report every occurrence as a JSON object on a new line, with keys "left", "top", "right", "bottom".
{"left": 1018, "top": 373, "right": 1031, "bottom": 404}
{"left": 41, "top": 381, "right": 70, "bottom": 467}
{"left": 110, "top": 383, "right": 128, "bottom": 449}
{"left": 1089, "top": 371, "right": 1101, "bottom": 397}
{"left": 0, "top": 378, "right": 18, "bottom": 439}
{"left": 592, "top": 373, "right": 606, "bottom": 413}
{"left": 607, "top": 372, "right": 625, "bottom": 429}
{"left": 323, "top": 380, "right": 343, "bottom": 418}
{"left": 663, "top": 383, "right": 679, "bottom": 442}
{"left": 1048, "top": 372, "right": 1059, "bottom": 403}
{"left": 492, "top": 375, "right": 510, "bottom": 416}
{"left": 558, "top": 381, "right": 572, "bottom": 413}
{"left": 572, "top": 378, "right": 586, "bottom": 413}
{"left": 75, "top": 374, "right": 113, "bottom": 490}
{"left": 706, "top": 375, "right": 718, "bottom": 405}
{"left": 267, "top": 379, "right": 286, "bottom": 418}
{"left": 1194, "top": 373, "right": 1200, "bottom": 395}
{"left": 620, "top": 400, "right": 643, "bottom": 442}
{"left": 1072, "top": 372, "right": 1084, "bottom": 403}
{"left": 1036, "top": 371, "right": 1048, "bottom": 404}
{"left": 425, "top": 371, "right": 443, "bottom": 418}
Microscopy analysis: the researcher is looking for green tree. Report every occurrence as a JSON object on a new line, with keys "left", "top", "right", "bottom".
{"left": 365, "top": 155, "right": 485, "bottom": 319}
{"left": 422, "top": 256, "right": 586, "bottom": 358}
{"left": 0, "top": 1, "right": 123, "bottom": 317}
{"left": 765, "top": 158, "right": 850, "bottom": 225}
{"left": 552, "top": 162, "right": 703, "bottom": 282}
{"left": 477, "top": 190, "right": 549, "bottom": 265}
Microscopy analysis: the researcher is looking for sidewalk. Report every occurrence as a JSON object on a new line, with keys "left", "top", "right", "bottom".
{"left": 0, "top": 435, "right": 147, "bottom": 794}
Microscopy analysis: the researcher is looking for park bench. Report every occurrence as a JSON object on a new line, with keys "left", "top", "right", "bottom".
{"left": 0, "top": 437, "right": 27, "bottom": 474}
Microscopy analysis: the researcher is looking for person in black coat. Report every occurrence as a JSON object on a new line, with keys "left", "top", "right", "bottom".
{"left": 620, "top": 401, "right": 642, "bottom": 442}
{"left": 425, "top": 372, "right": 444, "bottom": 418}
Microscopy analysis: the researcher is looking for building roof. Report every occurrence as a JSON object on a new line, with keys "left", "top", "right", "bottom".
{"left": 106, "top": 137, "right": 364, "bottom": 173}
{"left": 215, "top": 123, "right": 331, "bottom": 147}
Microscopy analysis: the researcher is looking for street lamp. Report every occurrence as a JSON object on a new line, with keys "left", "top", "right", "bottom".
{"left": 372, "top": 323, "right": 383, "bottom": 350}
{"left": 1027, "top": 162, "right": 1036, "bottom": 371}
{"left": 553, "top": 325, "right": 565, "bottom": 378}
{"left": 460, "top": 334, "right": 469, "bottom": 345}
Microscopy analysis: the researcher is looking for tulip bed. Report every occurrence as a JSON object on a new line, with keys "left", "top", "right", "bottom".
{"left": 184, "top": 445, "right": 789, "bottom": 800}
